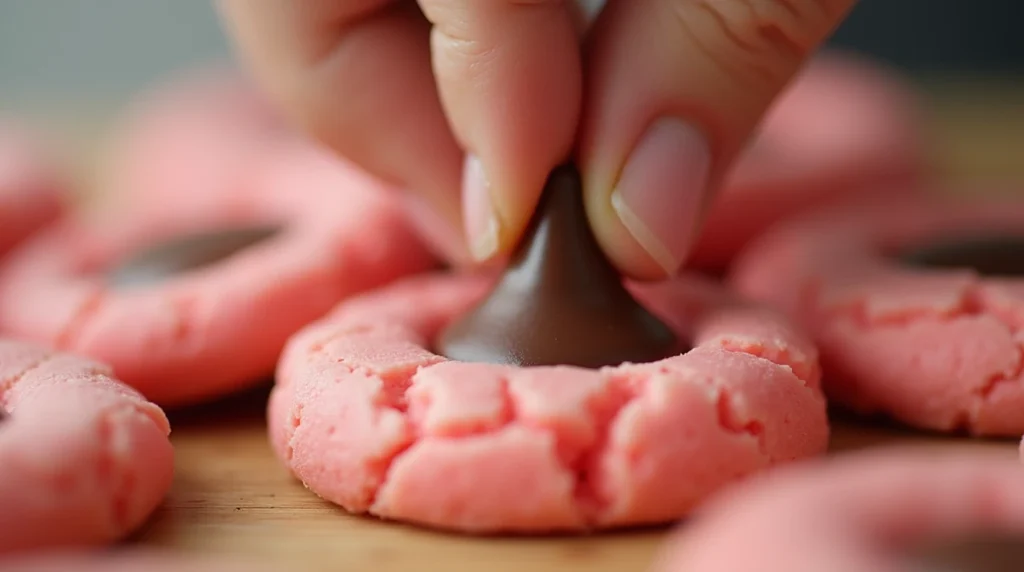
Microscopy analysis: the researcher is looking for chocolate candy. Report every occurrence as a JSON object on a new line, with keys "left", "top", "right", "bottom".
{"left": 437, "top": 163, "right": 679, "bottom": 368}
{"left": 108, "top": 225, "right": 280, "bottom": 288}
{"left": 913, "top": 534, "right": 1024, "bottom": 572}
{"left": 899, "top": 235, "right": 1024, "bottom": 277}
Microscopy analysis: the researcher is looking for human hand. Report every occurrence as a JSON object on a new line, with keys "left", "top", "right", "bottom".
{"left": 216, "top": 0, "right": 856, "bottom": 279}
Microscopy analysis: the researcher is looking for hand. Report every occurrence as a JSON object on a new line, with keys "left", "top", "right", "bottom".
{"left": 216, "top": 0, "right": 856, "bottom": 279}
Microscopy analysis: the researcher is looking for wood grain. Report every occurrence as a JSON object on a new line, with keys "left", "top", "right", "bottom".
{"left": 76, "top": 80, "right": 1024, "bottom": 570}
{"left": 133, "top": 387, "right": 1018, "bottom": 572}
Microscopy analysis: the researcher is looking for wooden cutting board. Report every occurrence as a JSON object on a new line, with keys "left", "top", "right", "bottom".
{"left": 82, "top": 79, "right": 1024, "bottom": 571}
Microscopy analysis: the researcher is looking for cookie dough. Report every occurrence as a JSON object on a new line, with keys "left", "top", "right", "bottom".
{"left": 100, "top": 66, "right": 285, "bottom": 212}
{"left": 732, "top": 195, "right": 1024, "bottom": 436}
{"left": 0, "top": 125, "right": 65, "bottom": 257}
{"left": 690, "top": 51, "right": 926, "bottom": 271}
{"left": 0, "top": 142, "right": 436, "bottom": 406}
{"left": 0, "top": 339, "right": 173, "bottom": 554}
{"left": 653, "top": 448, "right": 1024, "bottom": 572}
{"left": 270, "top": 271, "right": 828, "bottom": 533}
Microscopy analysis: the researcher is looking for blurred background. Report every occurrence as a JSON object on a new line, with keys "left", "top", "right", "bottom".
{"left": 1, "top": 0, "right": 1022, "bottom": 177}
{"left": 2, "top": 0, "right": 1023, "bottom": 106}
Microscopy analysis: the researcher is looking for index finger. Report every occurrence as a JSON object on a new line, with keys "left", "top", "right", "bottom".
{"left": 216, "top": 0, "right": 467, "bottom": 258}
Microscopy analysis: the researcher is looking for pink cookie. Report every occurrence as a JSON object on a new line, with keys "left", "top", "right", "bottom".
{"left": 0, "top": 339, "right": 173, "bottom": 554}
{"left": 0, "top": 125, "right": 66, "bottom": 257}
{"left": 653, "top": 447, "right": 1024, "bottom": 572}
{"left": 0, "top": 141, "right": 435, "bottom": 406}
{"left": 101, "top": 65, "right": 286, "bottom": 212}
{"left": 690, "top": 51, "right": 927, "bottom": 271}
{"left": 270, "top": 272, "right": 828, "bottom": 533}
{"left": 732, "top": 194, "right": 1024, "bottom": 436}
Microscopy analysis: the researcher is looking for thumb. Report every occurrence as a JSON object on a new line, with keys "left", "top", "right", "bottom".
{"left": 580, "top": 0, "right": 857, "bottom": 279}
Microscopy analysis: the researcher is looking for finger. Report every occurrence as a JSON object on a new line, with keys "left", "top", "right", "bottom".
{"left": 215, "top": 0, "right": 467, "bottom": 261}
{"left": 580, "top": 0, "right": 857, "bottom": 279}
{"left": 418, "top": 0, "right": 582, "bottom": 261}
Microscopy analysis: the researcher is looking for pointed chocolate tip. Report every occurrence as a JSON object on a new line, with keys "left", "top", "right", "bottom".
{"left": 437, "top": 163, "right": 680, "bottom": 368}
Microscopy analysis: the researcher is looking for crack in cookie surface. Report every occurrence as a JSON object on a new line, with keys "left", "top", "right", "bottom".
{"left": 274, "top": 274, "right": 828, "bottom": 532}
{"left": 0, "top": 340, "right": 173, "bottom": 552}
{"left": 734, "top": 204, "right": 1024, "bottom": 435}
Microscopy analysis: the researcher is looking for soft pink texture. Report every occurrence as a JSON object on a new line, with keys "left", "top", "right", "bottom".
{"left": 0, "top": 339, "right": 174, "bottom": 554}
{"left": 101, "top": 65, "right": 287, "bottom": 212}
{"left": 732, "top": 194, "right": 1024, "bottom": 435}
{"left": 0, "top": 125, "right": 66, "bottom": 257}
{"left": 0, "top": 142, "right": 436, "bottom": 406}
{"left": 269, "top": 272, "right": 828, "bottom": 533}
{"left": 654, "top": 447, "right": 1024, "bottom": 572}
{"left": 690, "top": 50, "right": 927, "bottom": 271}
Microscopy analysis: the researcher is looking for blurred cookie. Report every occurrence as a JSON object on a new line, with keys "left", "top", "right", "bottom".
{"left": 691, "top": 51, "right": 928, "bottom": 271}
{"left": 733, "top": 193, "right": 1024, "bottom": 435}
{"left": 0, "top": 142, "right": 435, "bottom": 406}
{"left": 653, "top": 447, "right": 1024, "bottom": 572}
{"left": 0, "top": 339, "right": 173, "bottom": 554}
{"left": 0, "top": 124, "right": 66, "bottom": 257}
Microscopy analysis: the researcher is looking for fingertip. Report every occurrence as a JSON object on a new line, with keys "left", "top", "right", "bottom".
{"left": 583, "top": 168, "right": 682, "bottom": 282}
{"left": 579, "top": 0, "right": 856, "bottom": 280}
{"left": 422, "top": 0, "right": 583, "bottom": 261}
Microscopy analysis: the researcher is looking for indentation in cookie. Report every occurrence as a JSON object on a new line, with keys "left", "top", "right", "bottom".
{"left": 108, "top": 224, "right": 281, "bottom": 288}
{"left": 899, "top": 235, "right": 1024, "bottom": 277}
{"left": 270, "top": 273, "right": 828, "bottom": 532}
{"left": 731, "top": 201, "right": 1024, "bottom": 436}
{"left": 437, "top": 163, "right": 679, "bottom": 368}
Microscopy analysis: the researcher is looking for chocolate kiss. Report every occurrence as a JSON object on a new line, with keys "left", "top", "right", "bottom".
{"left": 108, "top": 225, "right": 280, "bottom": 288}
{"left": 437, "top": 163, "right": 679, "bottom": 368}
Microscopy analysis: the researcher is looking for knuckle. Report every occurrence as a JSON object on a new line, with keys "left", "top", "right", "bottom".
{"left": 434, "top": 28, "right": 500, "bottom": 67}
{"left": 673, "top": 0, "right": 828, "bottom": 87}
{"left": 420, "top": 1, "right": 501, "bottom": 71}
{"left": 431, "top": 28, "right": 502, "bottom": 88}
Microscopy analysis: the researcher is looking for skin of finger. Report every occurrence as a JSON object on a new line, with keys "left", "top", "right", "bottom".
{"left": 419, "top": 0, "right": 583, "bottom": 257}
{"left": 216, "top": 0, "right": 465, "bottom": 239}
{"left": 579, "top": 0, "right": 857, "bottom": 280}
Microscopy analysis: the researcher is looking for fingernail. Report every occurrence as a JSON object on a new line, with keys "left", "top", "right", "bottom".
{"left": 462, "top": 154, "right": 501, "bottom": 261}
{"left": 611, "top": 119, "right": 710, "bottom": 275}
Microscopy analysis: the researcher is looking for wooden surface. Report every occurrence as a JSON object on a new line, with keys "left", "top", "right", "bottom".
{"left": 135, "top": 387, "right": 1019, "bottom": 572}
{"left": 99, "top": 80, "right": 1024, "bottom": 570}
